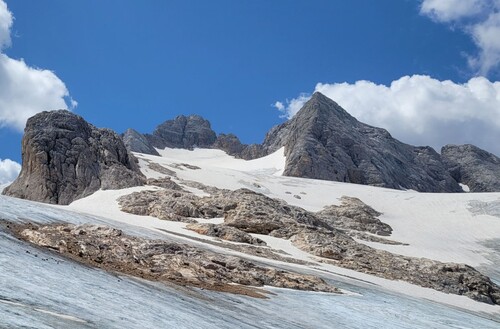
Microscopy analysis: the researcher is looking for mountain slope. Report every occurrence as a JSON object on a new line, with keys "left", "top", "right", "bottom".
{"left": 442, "top": 144, "right": 500, "bottom": 192}
{"left": 263, "top": 92, "right": 461, "bottom": 192}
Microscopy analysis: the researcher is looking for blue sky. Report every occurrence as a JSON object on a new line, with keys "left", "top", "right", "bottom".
{"left": 1, "top": 0, "right": 500, "bottom": 182}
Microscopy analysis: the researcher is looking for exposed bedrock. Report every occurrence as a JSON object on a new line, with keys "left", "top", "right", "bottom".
{"left": 3, "top": 110, "right": 145, "bottom": 205}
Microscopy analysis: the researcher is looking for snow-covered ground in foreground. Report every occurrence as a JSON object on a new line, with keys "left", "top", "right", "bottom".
{"left": 1, "top": 195, "right": 500, "bottom": 329}
{"left": 2, "top": 147, "right": 500, "bottom": 327}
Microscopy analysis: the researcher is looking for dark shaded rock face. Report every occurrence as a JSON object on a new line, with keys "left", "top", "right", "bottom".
{"left": 122, "top": 128, "right": 159, "bottom": 156}
{"left": 213, "top": 133, "right": 245, "bottom": 156}
{"left": 262, "top": 92, "right": 461, "bottom": 192}
{"left": 146, "top": 115, "right": 217, "bottom": 150}
{"left": 2, "top": 110, "right": 145, "bottom": 205}
{"left": 442, "top": 144, "right": 500, "bottom": 192}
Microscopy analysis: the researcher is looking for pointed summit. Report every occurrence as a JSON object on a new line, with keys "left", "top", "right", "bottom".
{"left": 294, "top": 92, "right": 357, "bottom": 125}
{"left": 262, "top": 95, "right": 461, "bottom": 192}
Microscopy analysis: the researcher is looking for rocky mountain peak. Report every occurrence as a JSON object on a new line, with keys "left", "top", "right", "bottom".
{"left": 262, "top": 94, "right": 461, "bottom": 192}
{"left": 293, "top": 92, "right": 358, "bottom": 128}
{"left": 146, "top": 114, "right": 217, "bottom": 149}
{"left": 441, "top": 144, "right": 500, "bottom": 192}
{"left": 2, "top": 110, "right": 145, "bottom": 205}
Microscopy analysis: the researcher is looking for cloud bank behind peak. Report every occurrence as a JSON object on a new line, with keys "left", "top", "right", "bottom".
{"left": 275, "top": 75, "right": 500, "bottom": 156}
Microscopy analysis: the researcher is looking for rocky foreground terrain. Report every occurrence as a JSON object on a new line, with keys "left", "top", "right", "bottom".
{"left": 118, "top": 182, "right": 500, "bottom": 304}
{"left": 10, "top": 222, "right": 338, "bottom": 298}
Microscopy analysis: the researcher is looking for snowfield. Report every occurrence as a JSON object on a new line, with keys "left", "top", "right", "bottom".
{"left": 2, "top": 147, "right": 500, "bottom": 328}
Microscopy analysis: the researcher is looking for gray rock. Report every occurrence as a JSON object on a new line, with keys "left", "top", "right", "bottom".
{"left": 146, "top": 177, "right": 183, "bottom": 190}
{"left": 292, "top": 230, "right": 500, "bottom": 304}
{"left": 186, "top": 223, "right": 267, "bottom": 246}
{"left": 2, "top": 110, "right": 145, "bottom": 205}
{"left": 14, "top": 223, "right": 339, "bottom": 296}
{"left": 213, "top": 133, "right": 246, "bottom": 155}
{"left": 442, "top": 144, "right": 500, "bottom": 192}
{"left": 317, "top": 196, "right": 392, "bottom": 236}
{"left": 262, "top": 92, "right": 461, "bottom": 192}
{"left": 146, "top": 115, "right": 217, "bottom": 149}
{"left": 122, "top": 128, "right": 159, "bottom": 156}
{"left": 118, "top": 183, "right": 500, "bottom": 304}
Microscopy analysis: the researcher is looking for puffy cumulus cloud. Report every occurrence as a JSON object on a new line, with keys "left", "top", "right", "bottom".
{"left": 420, "top": 0, "right": 486, "bottom": 22}
{"left": 0, "top": 0, "right": 75, "bottom": 132}
{"left": 0, "top": 0, "right": 12, "bottom": 48}
{"left": 469, "top": 11, "right": 500, "bottom": 75}
{"left": 277, "top": 75, "right": 500, "bottom": 156}
{"left": 273, "top": 94, "right": 310, "bottom": 118}
{"left": 420, "top": 0, "right": 500, "bottom": 76}
{"left": 0, "top": 55, "right": 74, "bottom": 131}
{"left": 0, "top": 158, "right": 20, "bottom": 184}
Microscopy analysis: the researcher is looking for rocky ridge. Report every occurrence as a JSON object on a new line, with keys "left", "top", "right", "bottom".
{"left": 261, "top": 93, "right": 461, "bottom": 192}
{"left": 12, "top": 223, "right": 338, "bottom": 298}
{"left": 3, "top": 110, "right": 145, "bottom": 205}
{"left": 317, "top": 196, "right": 392, "bottom": 236}
{"left": 123, "top": 93, "right": 500, "bottom": 192}
{"left": 118, "top": 184, "right": 500, "bottom": 304}
{"left": 145, "top": 115, "right": 217, "bottom": 150}
{"left": 442, "top": 144, "right": 500, "bottom": 192}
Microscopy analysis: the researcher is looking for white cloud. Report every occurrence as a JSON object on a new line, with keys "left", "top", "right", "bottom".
{"left": 277, "top": 75, "right": 500, "bottom": 156}
{"left": 274, "top": 94, "right": 310, "bottom": 118}
{"left": 420, "top": 0, "right": 500, "bottom": 76}
{"left": 0, "top": 0, "right": 75, "bottom": 132}
{"left": 0, "top": 158, "right": 20, "bottom": 184}
{"left": 420, "top": 0, "right": 486, "bottom": 22}
{"left": 0, "top": 0, "right": 11, "bottom": 48}
{"left": 273, "top": 101, "right": 285, "bottom": 111}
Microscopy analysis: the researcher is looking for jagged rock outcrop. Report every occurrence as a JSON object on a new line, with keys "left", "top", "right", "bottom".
{"left": 2, "top": 110, "right": 145, "bottom": 205}
{"left": 13, "top": 223, "right": 338, "bottom": 297}
{"left": 119, "top": 184, "right": 500, "bottom": 304}
{"left": 213, "top": 134, "right": 267, "bottom": 160}
{"left": 441, "top": 144, "right": 500, "bottom": 192}
{"left": 317, "top": 196, "right": 392, "bottom": 236}
{"left": 213, "top": 133, "right": 246, "bottom": 155}
{"left": 118, "top": 187, "right": 329, "bottom": 233}
{"left": 186, "top": 223, "right": 267, "bottom": 246}
{"left": 145, "top": 115, "right": 217, "bottom": 150}
{"left": 122, "top": 128, "right": 159, "bottom": 156}
{"left": 262, "top": 92, "right": 461, "bottom": 192}
{"left": 292, "top": 230, "right": 500, "bottom": 304}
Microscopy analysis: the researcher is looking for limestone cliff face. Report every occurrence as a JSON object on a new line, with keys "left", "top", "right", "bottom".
{"left": 442, "top": 144, "right": 500, "bottom": 192}
{"left": 145, "top": 115, "right": 217, "bottom": 150}
{"left": 122, "top": 128, "right": 159, "bottom": 156}
{"left": 263, "top": 92, "right": 461, "bottom": 192}
{"left": 3, "top": 110, "right": 145, "bottom": 205}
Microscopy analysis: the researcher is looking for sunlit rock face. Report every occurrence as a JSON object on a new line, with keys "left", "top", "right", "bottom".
{"left": 3, "top": 110, "right": 144, "bottom": 205}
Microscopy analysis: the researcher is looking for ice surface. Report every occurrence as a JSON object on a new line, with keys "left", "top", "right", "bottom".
{"left": 1, "top": 211, "right": 499, "bottom": 328}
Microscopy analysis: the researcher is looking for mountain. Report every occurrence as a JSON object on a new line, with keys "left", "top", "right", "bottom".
{"left": 442, "top": 144, "right": 500, "bottom": 192}
{"left": 261, "top": 92, "right": 462, "bottom": 192}
{"left": 145, "top": 114, "right": 217, "bottom": 149}
{"left": 120, "top": 92, "right": 500, "bottom": 192}
{"left": 2, "top": 110, "right": 145, "bottom": 205}
{"left": 2, "top": 109, "right": 500, "bottom": 327}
